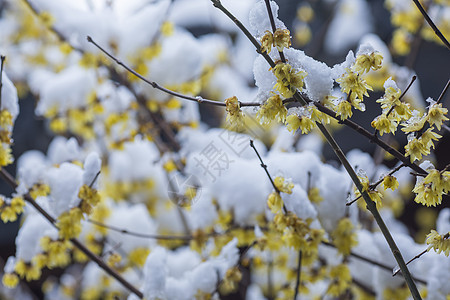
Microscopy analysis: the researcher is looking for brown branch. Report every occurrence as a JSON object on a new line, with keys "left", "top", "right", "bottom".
{"left": 87, "top": 218, "right": 193, "bottom": 241}
{"left": 293, "top": 250, "right": 302, "bottom": 300}
{"left": 0, "top": 56, "right": 5, "bottom": 109}
{"left": 411, "top": 0, "right": 450, "bottom": 50}
{"left": 436, "top": 78, "right": 450, "bottom": 105}
{"left": 385, "top": 76, "right": 417, "bottom": 119}
{"left": 264, "top": 0, "right": 286, "bottom": 62}
{"left": 86, "top": 36, "right": 261, "bottom": 108}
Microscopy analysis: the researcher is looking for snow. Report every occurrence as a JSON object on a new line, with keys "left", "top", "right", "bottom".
{"left": 83, "top": 152, "right": 101, "bottom": 186}
{"left": 249, "top": 0, "right": 285, "bottom": 37}
{"left": 34, "top": 66, "right": 96, "bottom": 115}
{"left": 46, "top": 162, "right": 83, "bottom": 216}
{"left": 15, "top": 214, "right": 56, "bottom": 261}
{"left": 0, "top": 71, "right": 19, "bottom": 121}
{"left": 106, "top": 203, "right": 157, "bottom": 253}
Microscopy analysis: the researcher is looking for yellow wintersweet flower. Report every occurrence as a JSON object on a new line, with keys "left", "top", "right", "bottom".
{"left": 0, "top": 144, "right": 13, "bottom": 166}
{"left": 0, "top": 110, "right": 13, "bottom": 129}
{"left": 260, "top": 30, "right": 274, "bottom": 53}
{"left": 272, "top": 63, "right": 307, "bottom": 98}
{"left": 421, "top": 128, "right": 441, "bottom": 150}
{"left": 308, "top": 187, "right": 323, "bottom": 203}
{"left": 29, "top": 183, "right": 51, "bottom": 199}
{"left": 371, "top": 114, "right": 397, "bottom": 135}
{"left": 377, "top": 85, "right": 401, "bottom": 110}
{"left": 78, "top": 184, "right": 101, "bottom": 215}
{"left": 14, "top": 260, "right": 41, "bottom": 281}
{"left": 294, "top": 24, "right": 311, "bottom": 46}
{"left": 383, "top": 175, "right": 399, "bottom": 191}
{"left": 355, "top": 174, "right": 382, "bottom": 207}
{"left": 273, "top": 28, "right": 291, "bottom": 52}
{"left": 336, "top": 68, "right": 373, "bottom": 102}
{"left": 427, "top": 102, "right": 449, "bottom": 130}
{"left": 274, "top": 176, "right": 294, "bottom": 194}
{"left": 401, "top": 110, "right": 427, "bottom": 133}
{"left": 285, "top": 114, "right": 301, "bottom": 133}
{"left": 57, "top": 208, "right": 83, "bottom": 240}
{"left": 2, "top": 273, "right": 19, "bottom": 288}
{"left": 328, "top": 264, "right": 351, "bottom": 297}
{"left": 267, "top": 192, "right": 283, "bottom": 214}
{"left": 1, "top": 206, "right": 18, "bottom": 223}
{"left": 335, "top": 100, "right": 353, "bottom": 120}
{"left": 256, "top": 94, "right": 287, "bottom": 125}
{"left": 224, "top": 96, "right": 244, "bottom": 129}
{"left": 331, "top": 218, "right": 358, "bottom": 255}
{"left": 220, "top": 267, "right": 242, "bottom": 294}
{"left": 160, "top": 21, "right": 174, "bottom": 36}
{"left": 297, "top": 5, "right": 314, "bottom": 23}
{"left": 298, "top": 116, "right": 315, "bottom": 134}
{"left": 392, "top": 29, "right": 411, "bottom": 55}
{"left": 413, "top": 168, "right": 449, "bottom": 207}
{"left": 405, "top": 137, "right": 428, "bottom": 162}
{"left": 354, "top": 51, "right": 383, "bottom": 74}
{"left": 128, "top": 247, "right": 150, "bottom": 267}
{"left": 426, "top": 230, "right": 449, "bottom": 256}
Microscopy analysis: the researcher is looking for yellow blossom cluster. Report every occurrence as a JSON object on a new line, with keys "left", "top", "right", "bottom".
{"left": 272, "top": 63, "right": 307, "bottom": 98}
{"left": 220, "top": 267, "right": 242, "bottom": 294}
{"left": 331, "top": 218, "right": 358, "bottom": 256}
{"left": 0, "top": 110, "right": 13, "bottom": 166}
{"left": 355, "top": 173, "right": 383, "bottom": 208}
{"left": 327, "top": 264, "right": 352, "bottom": 297}
{"left": 294, "top": 4, "right": 314, "bottom": 46}
{"left": 78, "top": 184, "right": 101, "bottom": 215}
{"left": 0, "top": 196, "right": 25, "bottom": 223}
{"left": 402, "top": 100, "right": 448, "bottom": 163}
{"left": 274, "top": 212, "right": 324, "bottom": 253}
{"left": 336, "top": 68, "right": 372, "bottom": 107}
{"left": 224, "top": 96, "right": 244, "bottom": 129}
{"left": 371, "top": 82, "right": 413, "bottom": 135}
{"left": 426, "top": 230, "right": 449, "bottom": 256}
{"left": 285, "top": 106, "right": 319, "bottom": 135}
{"left": 256, "top": 94, "right": 287, "bottom": 125}
{"left": 57, "top": 207, "right": 84, "bottom": 240}
{"left": 412, "top": 169, "right": 450, "bottom": 207}
{"left": 260, "top": 28, "right": 291, "bottom": 54}
{"left": 267, "top": 176, "right": 294, "bottom": 213}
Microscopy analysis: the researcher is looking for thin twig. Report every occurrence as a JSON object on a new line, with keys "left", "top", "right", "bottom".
{"left": 386, "top": 76, "right": 417, "bottom": 118}
{"left": 321, "top": 241, "right": 427, "bottom": 285}
{"left": 87, "top": 219, "right": 193, "bottom": 240}
{"left": 346, "top": 194, "right": 362, "bottom": 206}
{"left": 411, "top": 0, "right": 450, "bottom": 49}
{"left": 267, "top": 256, "right": 274, "bottom": 300}
{"left": 264, "top": 0, "right": 286, "bottom": 62}
{"left": 0, "top": 56, "right": 5, "bottom": 109}
{"left": 250, "top": 140, "right": 280, "bottom": 194}
{"left": 393, "top": 249, "right": 427, "bottom": 276}
{"left": 88, "top": 171, "right": 101, "bottom": 188}
{"left": 293, "top": 250, "right": 302, "bottom": 300}
{"left": 352, "top": 278, "right": 376, "bottom": 296}
{"left": 370, "top": 163, "right": 405, "bottom": 189}
{"left": 436, "top": 79, "right": 450, "bottom": 105}
{"left": 0, "top": 168, "right": 144, "bottom": 299}
{"left": 86, "top": 36, "right": 260, "bottom": 108}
